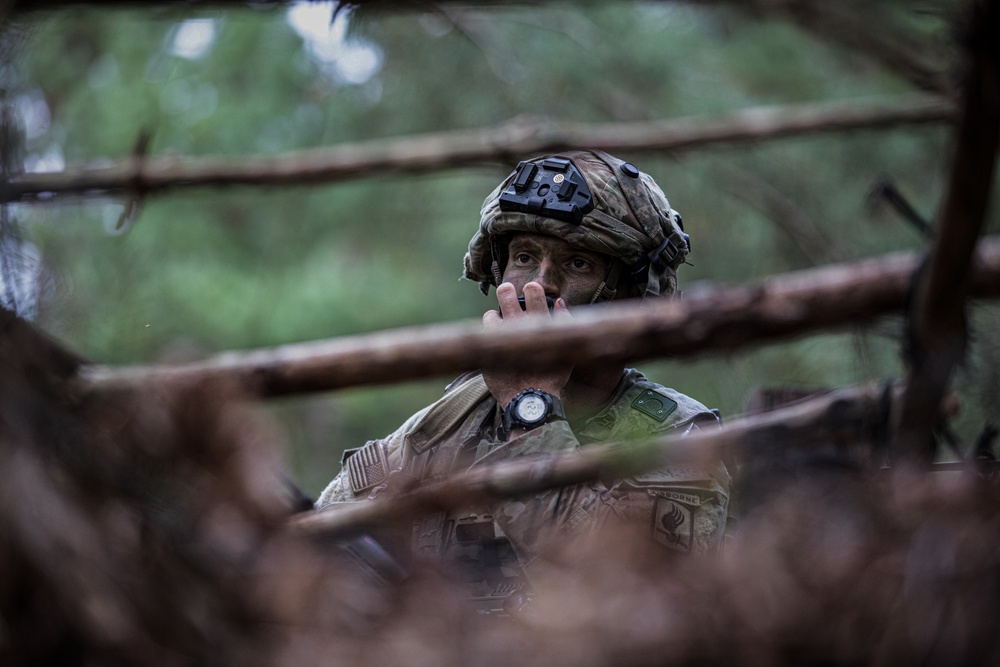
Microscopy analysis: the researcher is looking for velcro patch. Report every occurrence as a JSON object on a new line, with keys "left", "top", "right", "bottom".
{"left": 631, "top": 389, "right": 678, "bottom": 421}
{"left": 348, "top": 441, "right": 388, "bottom": 495}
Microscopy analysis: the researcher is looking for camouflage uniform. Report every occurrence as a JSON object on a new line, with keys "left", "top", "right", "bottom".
{"left": 316, "top": 150, "right": 729, "bottom": 610}
{"left": 316, "top": 369, "right": 728, "bottom": 610}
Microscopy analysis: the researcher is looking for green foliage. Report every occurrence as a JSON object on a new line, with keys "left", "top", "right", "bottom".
{"left": 5, "top": 1, "right": 990, "bottom": 494}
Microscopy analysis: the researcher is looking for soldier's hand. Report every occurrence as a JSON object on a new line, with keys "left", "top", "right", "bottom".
{"left": 481, "top": 281, "right": 573, "bottom": 406}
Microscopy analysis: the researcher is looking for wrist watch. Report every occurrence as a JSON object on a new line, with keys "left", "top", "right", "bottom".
{"left": 500, "top": 388, "right": 566, "bottom": 440}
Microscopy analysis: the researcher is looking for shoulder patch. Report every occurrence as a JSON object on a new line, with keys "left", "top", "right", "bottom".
{"left": 631, "top": 389, "right": 678, "bottom": 422}
{"left": 406, "top": 374, "right": 491, "bottom": 454}
{"left": 653, "top": 497, "right": 694, "bottom": 552}
{"left": 348, "top": 441, "right": 388, "bottom": 495}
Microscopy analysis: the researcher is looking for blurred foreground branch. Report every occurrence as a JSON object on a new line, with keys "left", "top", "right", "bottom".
{"left": 1, "top": 94, "right": 953, "bottom": 202}
{"left": 893, "top": 0, "right": 1000, "bottom": 460}
{"left": 0, "top": 305, "right": 84, "bottom": 385}
{"left": 292, "top": 379, "right": 895, "bottom": 537}
{"left": 79, "top": 235, "right": 1000, "bottom": 398}
{"left": 8, "top": 295, "right": 1000, "bottom": 667}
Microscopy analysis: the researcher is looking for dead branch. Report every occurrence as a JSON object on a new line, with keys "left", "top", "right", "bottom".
{"left": 1, "top": 94, "right": 954, "bottom": 203}
{"left": 893, "top": 0, "right": 1000, "bottom": 460}
{"left": 716, "top": 167, "right": 852, "bottom": 264}
{"left": 290, "top": 379, "right": 894, "bottom": 537}
{"left": 715, "top": 0, "right": 953, "bottom": 93}
{"left": 78, "top": 235, "right": 1000, "bottom": 399}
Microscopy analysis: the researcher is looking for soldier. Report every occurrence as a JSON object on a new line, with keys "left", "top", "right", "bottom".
{"left": 316, "top": 150, "right": 730, "bottom": 611}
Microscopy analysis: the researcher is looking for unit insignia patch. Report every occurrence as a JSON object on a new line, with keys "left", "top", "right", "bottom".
{"left": 652, "top": 497, "right": 694, "bottom": 552}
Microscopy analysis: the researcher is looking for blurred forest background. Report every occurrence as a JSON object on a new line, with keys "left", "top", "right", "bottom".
{"left": 3, "top": 0, "right": 997, "bottom": 496}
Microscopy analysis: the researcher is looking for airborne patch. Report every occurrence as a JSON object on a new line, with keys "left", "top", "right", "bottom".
{"left": 651, "top": 489, "right": 703, "bottom": 507}
{"left": 631, "top": 389, "right": 678, "bottom": 422}
{"left": 348, "top": 441, "right": 389, "bottom": 495}
{"left": 652, "top": 497, "right": 694, "bottom": 552}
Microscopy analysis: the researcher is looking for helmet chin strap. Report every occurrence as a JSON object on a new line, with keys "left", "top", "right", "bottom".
{"left": 590, "top": 261, "right": 624, "bottom": 304}
{"left": 490, "top": 235, "right": 506, "bottom": 286}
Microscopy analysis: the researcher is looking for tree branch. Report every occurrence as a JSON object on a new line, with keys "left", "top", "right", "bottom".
{"left": 769, "top": 1, "right": 952, "bottom": 94}
{"left": 892, "top": 0, "right": 1000, "bottom": 460}
{"left": 2, "top": 94, "right": 954, "bottom": 203}
{"left": 689, "top": 0, "right": 952, "bottom": 93}
{"left": 716, "top": 167, "right": 852, "bottom": 265}
{"left": 77, "top": 235, "right": 1000, "bottom": 399}
{"left": 290, "top": 379, "right": 895, "bottom": 537}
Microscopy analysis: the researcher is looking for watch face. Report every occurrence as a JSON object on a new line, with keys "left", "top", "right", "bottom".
{"left": 515, "top": 394, "right": 548, "bottom": 423}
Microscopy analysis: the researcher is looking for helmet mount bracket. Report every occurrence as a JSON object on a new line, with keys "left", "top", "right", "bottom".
{"left": 498, "top": 158, "right": 595, "bottom": 224}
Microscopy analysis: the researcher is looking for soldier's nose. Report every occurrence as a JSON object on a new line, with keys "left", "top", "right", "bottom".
{"left": 534, "top": 262, "right": 561, "bottom": 297}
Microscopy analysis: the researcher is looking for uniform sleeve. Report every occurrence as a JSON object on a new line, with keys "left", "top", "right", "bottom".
{"left": 314, "top": 406, "right": 430, "bottom": 509}
{"left": 471, "top": 409, "right": 729, "bottom": 566}
{"left": 314, "top": 465, "right": 356, "bottom": 508}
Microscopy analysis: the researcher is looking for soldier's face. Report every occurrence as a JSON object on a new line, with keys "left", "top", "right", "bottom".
{"left": 502, "top": 233, "right": 613, "bottom": 306}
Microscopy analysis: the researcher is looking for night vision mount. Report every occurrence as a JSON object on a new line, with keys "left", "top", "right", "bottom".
{"left": 498, "top": 157, "right": 595, "bottom": 224}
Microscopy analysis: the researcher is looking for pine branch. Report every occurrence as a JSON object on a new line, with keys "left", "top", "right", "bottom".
{"left": 77, "top": 235, "right": 1000, "bottom": 399}
{"left": 1, "top": 94, "right": 954, "bottom": 203}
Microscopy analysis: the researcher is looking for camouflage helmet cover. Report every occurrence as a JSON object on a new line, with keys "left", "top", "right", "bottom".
{"left": 463, "top": 150, "right": 689, "bottom": 299}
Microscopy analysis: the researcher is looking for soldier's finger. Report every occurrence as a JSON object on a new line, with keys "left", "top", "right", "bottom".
{"left": 482, "top": 309, "right": 502, "bottom": 328}
{"left": 495, "top": 282, "right": 521, "bottom": 319}
{"left": 522, "top": 282, "right": 549, "bottom": 314}
{"left": 552, "top": 297, "right": 572, "bottom": 320}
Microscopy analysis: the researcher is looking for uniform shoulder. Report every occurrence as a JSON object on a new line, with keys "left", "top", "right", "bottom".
{"left": 620, "top": 370, "right": 719, "bottom": 433}
{"left": 404, "top": 372, "right": 492, "bottom": 454}
{"left": 317, "top": 373, "right": 493, "bottom": 506}
{"left": 444, "top": 370, "right": 484, "bottom": 393}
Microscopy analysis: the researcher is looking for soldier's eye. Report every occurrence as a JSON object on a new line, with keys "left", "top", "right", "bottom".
{"left": 515, "top": 253, "right": 532, "bottom": 264}
{"left": 571, "top": 258, "right": 591, "bottom": 270}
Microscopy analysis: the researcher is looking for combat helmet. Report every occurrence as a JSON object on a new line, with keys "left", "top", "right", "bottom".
{"left": 464, "top": 150, "right": 690, "bottom": 302}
